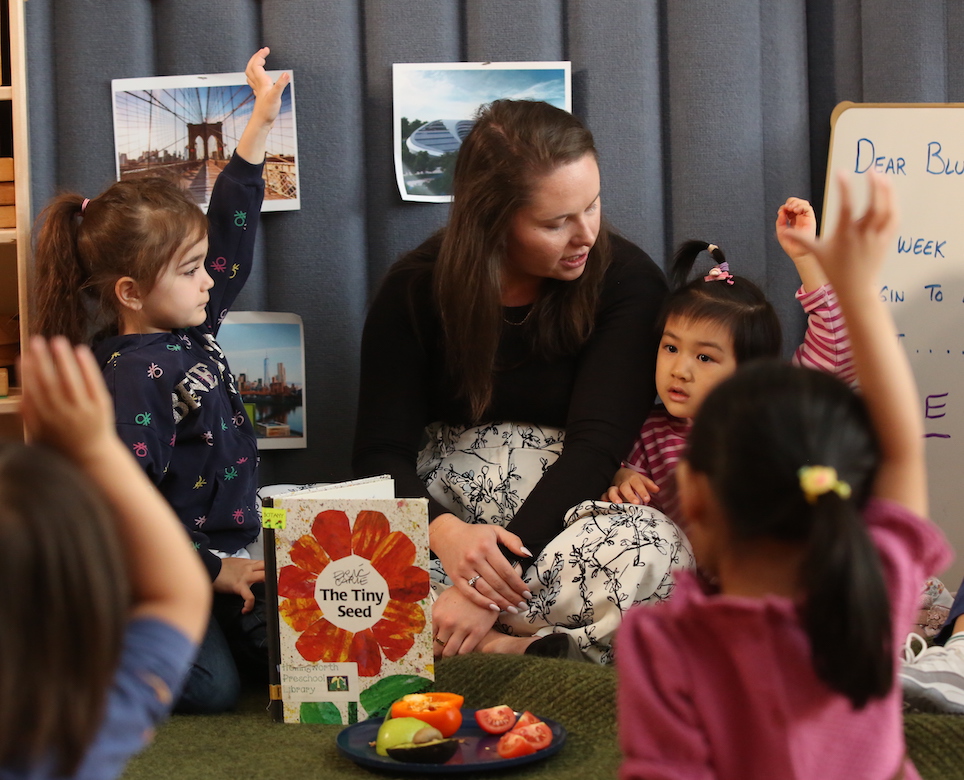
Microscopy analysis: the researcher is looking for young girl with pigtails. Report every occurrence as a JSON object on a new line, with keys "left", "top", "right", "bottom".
{"left": 617, "top": 173, "right": 951, "bottom": 780}
{"left": 31, "top": 49, "right": 289, "bottom": 714}
{"left": 605, "top": 197, "right": 856, "bottom": 522}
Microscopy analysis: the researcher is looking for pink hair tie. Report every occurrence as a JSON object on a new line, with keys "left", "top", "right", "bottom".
{"left": 704, "top": 262, "right": 734, "bottom": 285}
{"left": 81, "top": 198, "right": 90, "bottom": 214}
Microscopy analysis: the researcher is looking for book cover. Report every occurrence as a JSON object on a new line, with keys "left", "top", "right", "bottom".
{"left": 263, "top": 477, "right": 433, "bottom": 724}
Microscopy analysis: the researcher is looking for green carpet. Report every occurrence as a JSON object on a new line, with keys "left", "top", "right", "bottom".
{"left": 121, "top": 654, "right": 964, "bottom": 779}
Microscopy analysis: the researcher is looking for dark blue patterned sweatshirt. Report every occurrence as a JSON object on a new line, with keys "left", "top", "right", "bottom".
{"left": 95, "top": 155, "right": 264, "bottom": 580}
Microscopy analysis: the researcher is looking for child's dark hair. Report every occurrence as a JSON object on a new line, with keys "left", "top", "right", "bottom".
{"left": 659, "top": 240, "right": 782, "bottom": 362}
{"left": 687, "top": 360, "right": 891, "bottom": 709}
{"left": 32, "top": 176, "right": 208, "bottom": 344}
{"left": 0, "top": 441, "right": 130, "bottom": 774}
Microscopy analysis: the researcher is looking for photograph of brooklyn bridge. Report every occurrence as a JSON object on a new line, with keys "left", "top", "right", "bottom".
{"left": 111, "top": 70, "right": 299, "bottom": 212}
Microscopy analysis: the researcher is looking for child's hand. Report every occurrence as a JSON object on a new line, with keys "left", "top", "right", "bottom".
{"left": 246, "top": 46, "right": 289, "bottom": 132}
{"left": 603, "top": 467, "right": 659, "bottom": 505}
{"left": 20, "top": 336, "right": 117, "bottom": 465}
{"left": 214, "top": 557, "right": 266, "bottom": 614}
{"left": 235, "top": 47, "right": 290, "bottom": 164}
{"left": 782, "top": 171, "right": 897, "bottom": 295}
{"left": 776, "top": 197, "right": 817, "bottom": 263}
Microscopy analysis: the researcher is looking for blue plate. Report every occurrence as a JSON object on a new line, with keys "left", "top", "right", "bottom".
{"left": 336, "top": 708, "right": 567, "bottom": 773}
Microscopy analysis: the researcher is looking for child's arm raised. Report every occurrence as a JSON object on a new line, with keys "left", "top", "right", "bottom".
{"left": 203, "top": 48, "right": 285, "bottom": 323}
{"left": 785, "top": 172, "right": 925, "bottom": 516}
{"left": 235, "top": 47, "right": 289, "bottom": 165}
{"left": 779, "top": 196, "right": 856, "bottom": 386}
{"left": 776, "top": 197, "right": 828, "bottom": 293}
{"left": 20, "top": 337, "right": 211, "bottom": 642}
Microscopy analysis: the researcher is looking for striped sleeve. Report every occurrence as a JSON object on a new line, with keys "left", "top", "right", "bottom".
{"left": 621, "top": 410, "right": 689, "bottom": 520}
{"left": 791, "top": 284, "right": 857, "bottom": 388}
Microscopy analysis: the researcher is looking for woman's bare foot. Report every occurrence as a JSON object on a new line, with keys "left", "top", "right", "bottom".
{"left": 474, "top": 630, "right": 539, "bottom": 655}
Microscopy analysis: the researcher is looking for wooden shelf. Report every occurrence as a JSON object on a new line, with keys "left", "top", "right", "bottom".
{"left": 0, "top": 0, "right": 30, "bottom": 439}
{"left": 0, "top": 388, "right": 21, "bottom": 413}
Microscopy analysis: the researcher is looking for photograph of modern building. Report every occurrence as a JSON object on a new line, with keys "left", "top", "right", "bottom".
{"left": 393, "top": 62, "right": 570, "bottom": 202}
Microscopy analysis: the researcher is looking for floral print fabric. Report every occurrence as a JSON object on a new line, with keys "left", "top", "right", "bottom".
{"left": 417, "top": 421, "right": 693, "bottom": 663}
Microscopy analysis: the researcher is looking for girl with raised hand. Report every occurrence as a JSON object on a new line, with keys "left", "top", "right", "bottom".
{"left": 0, "top": 337, "right": 209, "bottom": 779}
{"left": 31, "top": 49, "right": 288, "bottom": 713}
{"left": 605, "top": 196, "right": 855, "bottom": 522}
{"left": 617, "top": 172, "right": 950, "bottom": 780}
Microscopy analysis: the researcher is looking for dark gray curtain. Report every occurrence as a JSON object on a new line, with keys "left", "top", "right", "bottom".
{"left": 23, "top": 0, "right": 964, "bottom": 485}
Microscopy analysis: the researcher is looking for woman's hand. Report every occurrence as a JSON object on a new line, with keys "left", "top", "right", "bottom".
{"left": 432, "top": 586, "right": 500, "bottom": 658}
{"left": 429, "top": 513, "right": 531, "bottom": 612}
{"left": 603, "top": 466, "right": 658, "bottom": 505}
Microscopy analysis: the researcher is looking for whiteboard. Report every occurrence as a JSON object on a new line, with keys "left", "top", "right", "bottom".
{"left": 826, "top": 103, "right": 964, "bottom": 584}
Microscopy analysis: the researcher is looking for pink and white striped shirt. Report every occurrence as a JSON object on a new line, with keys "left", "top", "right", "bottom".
{"left": 622, "top": 284, "right": 853, "bottom": 522}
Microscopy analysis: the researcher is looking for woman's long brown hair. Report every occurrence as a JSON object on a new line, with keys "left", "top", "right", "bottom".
{"left": 432, "top": 99, "right": 612, "bottom": 421}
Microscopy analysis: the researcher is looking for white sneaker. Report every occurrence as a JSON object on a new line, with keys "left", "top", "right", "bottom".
{"left": 900, "top": 632, "right": 964, "bottom": 714}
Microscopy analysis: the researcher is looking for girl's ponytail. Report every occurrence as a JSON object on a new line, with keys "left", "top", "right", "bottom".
{"left": 661, "top": 239, "right": 781, "bottom": 362}
{"left": 32, "top": 195, "right": 93, "bottom": 344}
{"left": 669, "top": 239, "right": 723, "bottom": 289}
{"left": 802, "top": 492, "right": 892, "bottom": 709}
{"left": 32, "top": 176, "right": 207, "bottom": 345}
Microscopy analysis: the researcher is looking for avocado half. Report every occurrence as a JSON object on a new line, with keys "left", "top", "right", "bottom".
{"left": 386, "top": 737, "right": 460, "bottom": 764}
{"left": 375, "top": 718, "right": 438, "bottom": 757}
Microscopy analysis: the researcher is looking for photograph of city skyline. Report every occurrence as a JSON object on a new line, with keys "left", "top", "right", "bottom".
{"left": 218, "top": 313, "right": 306, "bottom": 450}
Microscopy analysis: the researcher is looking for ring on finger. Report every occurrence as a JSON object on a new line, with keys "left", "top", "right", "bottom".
{"left": 434, "top": 636, "right": 446, "bottom": 647}
{"left": 467, "top": 575, "right": 481, "bottom": 588}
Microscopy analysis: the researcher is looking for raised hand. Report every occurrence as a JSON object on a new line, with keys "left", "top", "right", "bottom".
{"left": 782, "top": 171, "right": 897, "bottom": 296}
{"left": 775, "top": 196, "right": 818, "bottom": 263}
{"left": 236, "top": 47, "right": 290, "bottom": 164}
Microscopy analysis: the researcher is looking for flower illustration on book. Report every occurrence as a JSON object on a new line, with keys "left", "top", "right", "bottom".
{"left": 277, "top": 509, "right": 429, "bottom": 676}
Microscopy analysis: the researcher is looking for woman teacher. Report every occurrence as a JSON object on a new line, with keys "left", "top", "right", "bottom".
{"left": 354, "top": 99, "right": 690, "bottom": 663}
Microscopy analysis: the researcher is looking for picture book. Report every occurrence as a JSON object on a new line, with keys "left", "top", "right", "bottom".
{"left": 262, "top": 476, "right": 433, "bottom": 724}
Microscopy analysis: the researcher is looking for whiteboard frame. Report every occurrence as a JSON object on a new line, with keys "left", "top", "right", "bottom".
{"left": 825, "top": 102, "right": 964, "bottom": 583}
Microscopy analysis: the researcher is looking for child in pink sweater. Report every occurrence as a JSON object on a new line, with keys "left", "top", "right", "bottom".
{"left": 617, "top": 173, "right": 950, "bottom": 780}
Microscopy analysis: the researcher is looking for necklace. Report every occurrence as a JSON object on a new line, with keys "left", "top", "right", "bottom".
{"left": 503, "top": 305, "right": 535, "bottom": 326}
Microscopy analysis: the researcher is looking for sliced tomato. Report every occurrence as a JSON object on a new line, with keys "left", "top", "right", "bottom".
{"left": 390, "top": 692, "right": 464, "bottom": 737}
{"left": 511, "top": 722, "right": 553, "bottom": 751}
{"left": 496, "top": 731, "right": 537, "bottom": 759}
{"left": 511, "top": 711, "right": 542, "bottom": 731}
{"left": 474, "top": 704, "right": 517, "bottom": 734}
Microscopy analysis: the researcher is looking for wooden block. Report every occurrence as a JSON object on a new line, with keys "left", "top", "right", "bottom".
{"left": 0, "top": 205, "right": 14, "bottom": 228}
{"left": 0, "top": 158, "right": 13, "bottom": 182}
{"left": 0, "top": 182, "right": 15, "bottom": 206}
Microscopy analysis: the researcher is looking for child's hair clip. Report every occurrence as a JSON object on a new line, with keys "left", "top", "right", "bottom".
{"left": 704, "top": 261, "right": 734, "bottom": 285}
{"left": 797, "top": 465, "right": 852, "bottom": 504}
